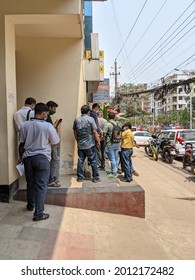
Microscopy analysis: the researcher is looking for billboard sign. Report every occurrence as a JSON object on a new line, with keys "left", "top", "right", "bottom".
{"left": 93, "top": 78, "right": 110, "bottom": 102}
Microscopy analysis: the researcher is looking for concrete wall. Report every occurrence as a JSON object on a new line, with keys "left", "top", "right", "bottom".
{"left": 0, "top": 0, "right": 81, "bottom": 15}
{"left": 5, "top": 19, "right": 18, "bottom": 184}
{"left": 0, "top": 0, "right": 85, "bottom": 188}
{"left": 0, "top": 17, "right": 9, "bottom": 184}
{"left": 16, "top": 37, "right": 85, "bottom": 174}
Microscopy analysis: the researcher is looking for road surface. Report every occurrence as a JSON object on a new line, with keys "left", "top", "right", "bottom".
{"left": 132, "top": 147, "right": 195, "bottom": 259}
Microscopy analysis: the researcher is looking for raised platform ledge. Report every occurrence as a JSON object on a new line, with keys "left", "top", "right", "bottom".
{"left": 14, "top": 184, "right": 145, "bottom": 218}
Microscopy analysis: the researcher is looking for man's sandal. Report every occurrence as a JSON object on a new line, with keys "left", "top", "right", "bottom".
{"left": 33, "top": 213, "right": 50, "bottom": 222}
{"left": 133, "top": 170, "right": 139, "bottom": 177}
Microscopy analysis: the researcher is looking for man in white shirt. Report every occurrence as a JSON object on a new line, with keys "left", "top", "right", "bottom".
{"left": 97, "top": 111, "right": 107, "bottom": 170}
{"left": 14, "top": 97, "right": 36, "bottom": 132}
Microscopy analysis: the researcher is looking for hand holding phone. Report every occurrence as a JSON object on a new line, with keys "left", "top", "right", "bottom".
{"left": 56, "top": 118, "right": 62, "bottom": 128}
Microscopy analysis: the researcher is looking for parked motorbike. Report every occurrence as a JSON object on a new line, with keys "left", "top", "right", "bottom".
{"left": 145, "top": 135, "right": 176, "bottom": 163}
{"left": 183, "top": 143, "right": 195, "bottom": 173}
{"left": 145, "top": 136, "right": 158, "bottom": 161}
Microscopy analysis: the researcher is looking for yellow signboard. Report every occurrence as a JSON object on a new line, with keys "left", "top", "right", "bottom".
{"left": 85, "top": 50, "right": 92, "bottom": 59}
{"left": 99, "top": 65, "right": 104, "bottom": 74}
{"left": 99, "top": 50, "right": 104, "bottom": 59}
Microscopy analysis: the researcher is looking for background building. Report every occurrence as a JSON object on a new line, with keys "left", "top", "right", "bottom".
{"left": 154, "top": 72, "right": 195, "bottom": 116}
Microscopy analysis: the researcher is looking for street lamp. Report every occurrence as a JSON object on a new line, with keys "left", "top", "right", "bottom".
{"left": 174, "top": 69, "right": 194, "bottom": 129}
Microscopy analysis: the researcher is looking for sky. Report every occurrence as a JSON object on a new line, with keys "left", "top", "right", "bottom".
{"left": 92, "top": 0, "right": 195, "bottom": 93}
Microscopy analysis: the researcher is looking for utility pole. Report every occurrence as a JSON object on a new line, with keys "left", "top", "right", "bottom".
{"left": 152, "top": 92, "right": 155, "bottom": 128}
{"left": 110, "top": 59, "right": 120, "bottom": 99}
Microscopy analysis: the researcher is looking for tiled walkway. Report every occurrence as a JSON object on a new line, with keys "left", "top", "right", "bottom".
{"left": 0, "top": 200, "right": 169, "bottom": 260}
{"left": 2, "top": 148, "right": 195, "bottom": 260}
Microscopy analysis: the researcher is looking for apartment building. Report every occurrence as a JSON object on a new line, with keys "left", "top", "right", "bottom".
{"left": 154, "top": 72, "right": 195, "bottom": 116}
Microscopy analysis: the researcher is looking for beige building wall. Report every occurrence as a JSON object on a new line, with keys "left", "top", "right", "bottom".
{"left": 0, "top": 0, "right": 81, "bottom": 15}
{"left": 16, "top": 37, "right": 85, "bottom": 174}
{"left": 0, "top": 0, "right": 86, "bottom": 196}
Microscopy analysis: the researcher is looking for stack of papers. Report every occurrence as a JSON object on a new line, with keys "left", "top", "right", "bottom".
{"left": 16, "top": 163, "right": 25, "bottom": 176}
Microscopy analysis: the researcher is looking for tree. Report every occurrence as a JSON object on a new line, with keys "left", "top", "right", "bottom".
{"left": 156, "top": 113, "right": 169, "bottom": 125}
{"left": 180, "top": 107, "right": 189, "bottom": 127}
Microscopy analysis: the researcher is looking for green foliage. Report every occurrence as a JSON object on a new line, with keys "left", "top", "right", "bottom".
{"left": 156, "top": 108, "right": 191, "bottom": 127}
{"left": 102, "top": 104, "right": 110, "bottom": 120}
{"left": 179, "top": 108, "right": 190, "bottom": 125}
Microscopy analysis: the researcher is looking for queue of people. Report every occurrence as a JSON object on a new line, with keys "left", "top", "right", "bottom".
{"left": 73, "top": 104, "right": 138, "bottom": 183}
{"left": 14, "top": 99, "right": 138, "bottom": 221}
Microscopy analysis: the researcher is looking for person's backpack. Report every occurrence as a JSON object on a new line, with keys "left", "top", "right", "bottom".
{"left": 110, "top": 122, "right": 122, "bottom": 143}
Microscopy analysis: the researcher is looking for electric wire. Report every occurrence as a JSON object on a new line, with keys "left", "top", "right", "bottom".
{"left": 120, "top": 0, "right": 168, "bottom": 69}
{"left": 119, "top": 0, "right": 195, "bottom": 84}
{"left": 121, "top": 7, "right": 195, "bottom": 83}
{"left": 127, "top": 21, "right": 195, "bottom": 82}
{"left": 162, "top": 53, "right": 195, "bottom": 79}
{"left": 115, "top": 0, "right": 148, "bottom": 60}
{"left": 110, "top": 0, "right": 138, "bottom": 83}
{"left": 140, "top": 31, "right": 195, "bottom": 82}
{"left": 127, "top": 9, "right": 195, "bottom": 79}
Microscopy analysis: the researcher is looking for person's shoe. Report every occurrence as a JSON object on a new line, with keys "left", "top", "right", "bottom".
{"left": 77, "top": 178, "right": 83, "bottom": 182}
{"left": 26, "top": 205, "right": 34, "bottom": 211}
{"left": 133, "top": 170, "right": 139, "bottom": 177}
{"left": 124, "top": 178, "right": 133, "bottom": 182}
{"left": 117, "top": 169, "right": 123, "bottom": 174}
{"left": 92, "top": 178, "right": 101, "bottom": 183}
{"left": 55, "top": 179, "right": 60, "bottom": 184}
{"left": 98, "top": 166, "right": 105, "bottom": 170}
{"left": 108, "top": 172, "right": 117, "bottom": 178}
{"left": 48, "top": 181, "right": 61, "bottom": 187}
{"left": 33, "top": 213, "right": 50, "bottom": 222}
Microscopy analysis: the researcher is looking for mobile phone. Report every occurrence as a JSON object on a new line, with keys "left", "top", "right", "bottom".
{"left": 56, "top": 118, "right": 62, "bottom": 128}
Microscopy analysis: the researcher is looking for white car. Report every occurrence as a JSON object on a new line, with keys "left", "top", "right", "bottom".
{"left": 133, "top": 131, "right": 153, "bottom": 145}
{"left": 158, "top": 129, "right": 195, "bottom": 157}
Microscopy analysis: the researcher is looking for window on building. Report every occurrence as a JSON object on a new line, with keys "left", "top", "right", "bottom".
{"left": 179, "top": 96, "right": 183, "bottom": 100}
{"left": 172, "top": 97, "right": 177, "bottom": 102}
{"left": 179, "top": 104, "right": 183, "bottom": 109}
{"left": 178, "top": 87, "right": 183, "bottom": 93}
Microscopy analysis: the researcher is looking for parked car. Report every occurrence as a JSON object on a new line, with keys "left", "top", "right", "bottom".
{"left": 157, "top": 129, "right": 195, "bottom": 158}
{"left": 133, "top": 131, "right": 153, "bottom": 145}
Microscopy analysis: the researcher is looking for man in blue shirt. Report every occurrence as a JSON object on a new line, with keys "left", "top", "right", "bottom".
{"left": 73, "top": 105, "right": 100, "bottom": 183}
{"left": 19, "top": 103, "right": 60, "bottom": 221}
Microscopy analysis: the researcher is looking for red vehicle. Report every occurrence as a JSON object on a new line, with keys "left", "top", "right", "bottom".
{"left": 182, "top": 132, "right": 195, "bottom": 173}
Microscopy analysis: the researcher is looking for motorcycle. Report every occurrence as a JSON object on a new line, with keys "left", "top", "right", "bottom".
{"left": 145, "top": 136, "right": 158, "bottom": 161}
{"left": 183, "top": 142, "right": 195, "bottom": 173}
{"left": 145, "top": 135, "right": 176, "bottom": 163}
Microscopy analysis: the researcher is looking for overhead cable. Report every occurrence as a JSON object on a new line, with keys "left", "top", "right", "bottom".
{"left": 120, "top": 0, "right": 195, "bottom": 84}
{"left": 115, "top": 0, "right": 148, "bottom": 60}
{"left": 128, "top": 22, "right": 195, "bottom": 81}
{"left": 120, "top": 0, "right": 168, "bottom": 69}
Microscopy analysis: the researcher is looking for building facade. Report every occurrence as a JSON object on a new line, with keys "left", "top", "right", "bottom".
{"left": 154, "top": 73, "right": 195, "bottom": 116}
{"left": 0, "top": 0, "right": 106, "bottom": 202}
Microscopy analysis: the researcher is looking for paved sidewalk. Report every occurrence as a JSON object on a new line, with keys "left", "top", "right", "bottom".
{"left": 1, "top": 148, "right": 195, "bottom": 260}
{"left": 0, "top": 200, "right": 169, "bottom": 260}
{"left": 0, "top": 160, "right": 168, "bottom": 260}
